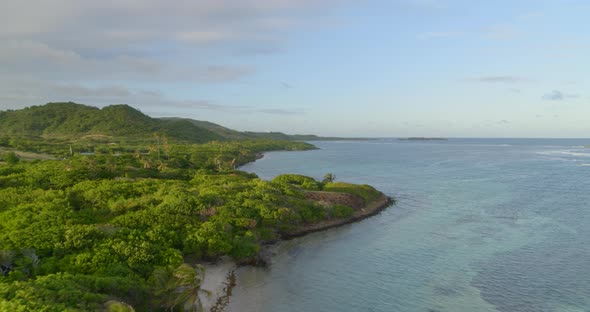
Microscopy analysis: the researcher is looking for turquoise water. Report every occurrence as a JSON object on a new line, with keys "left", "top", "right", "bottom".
{"left": 229, "top": 139, "right": 590, "bottom": 312}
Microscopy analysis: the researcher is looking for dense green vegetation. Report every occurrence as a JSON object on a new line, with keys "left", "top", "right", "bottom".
{"left": 0, "top": 137, "right": 382, "bottom": 311}
{"left": 272, "top": 174, "right": 323, "bottom": 191}
{"left": 0, "top": 102, "right": 224, "bottom": 143}
{"left": 164, "top": 118, "right": 360, "bottom": 141}
{"left": 0, "top": 103, "right": 384, "bottom": 310}
{"left": 0, "top": 103, "right": 356, "bottom": 149}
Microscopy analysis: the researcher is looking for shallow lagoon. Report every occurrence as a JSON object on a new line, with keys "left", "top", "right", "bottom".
{"left": 231, "top": 139, "right": 590, "bottom": 312}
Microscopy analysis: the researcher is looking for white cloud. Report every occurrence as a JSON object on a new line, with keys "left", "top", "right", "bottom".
{"left": 0, "top": 78, "right": 135, "bottom": 106}
{"left": 0, "top": 76, "right": 304, "bottom": 116}
{"left": 0, "top": 39, "right": 253, "bottom": 83}
{"left": 0, "top": 0, "right": 337, "bottom": 106}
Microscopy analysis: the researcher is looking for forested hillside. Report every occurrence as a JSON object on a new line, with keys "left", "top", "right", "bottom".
{"left": 0, "top": 103, "right": 345, "bottom": 146}
{"left": 160, "top": 118, "right": 330, "bottom": 141}
{"left": 0, "top": 103, "right": 224, "bottom": 143}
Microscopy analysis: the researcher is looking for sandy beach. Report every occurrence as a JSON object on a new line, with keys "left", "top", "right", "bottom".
{"left": 201, "top": 258, "right": 237, "bottom": 312}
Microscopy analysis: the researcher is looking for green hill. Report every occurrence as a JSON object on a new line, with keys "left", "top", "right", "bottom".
{"left": 0, "top": 102, "right": 366, "bottom": 145}
{"left": 163, "top": 117, "right": 355, "bottom": 141}
{"left": 0, "top": 102, "right": 224, "bottom": 143}
{"left": 161, "top": 117, "right": 247, "bottom": 140}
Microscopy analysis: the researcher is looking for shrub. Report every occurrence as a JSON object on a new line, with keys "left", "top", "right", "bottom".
{"left": 330, "top": 204, "right": 354, "bottom": 218}
{"left": 272, "top": 174, "right": 322, "bottom": 191}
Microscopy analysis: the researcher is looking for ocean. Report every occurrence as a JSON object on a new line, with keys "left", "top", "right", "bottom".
{"left": 229, "top": 138, "right": 590, "bottom": 312}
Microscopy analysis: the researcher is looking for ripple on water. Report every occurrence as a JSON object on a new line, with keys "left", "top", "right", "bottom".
{"left": 472, "top": 237, "right": 590, "bottom": 312}
{"left": 231, "top": 139, "right": 590, "bottom": 312}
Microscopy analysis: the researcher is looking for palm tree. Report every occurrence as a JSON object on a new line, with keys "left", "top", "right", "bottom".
{"left": 154, "top": 263, "right": 211, "bottom": 312}
{"left": 322, "top": 173, "right": 336, "bottom": 183}
{"left": 174, "top": 264, "right": 212, "bottom": 312}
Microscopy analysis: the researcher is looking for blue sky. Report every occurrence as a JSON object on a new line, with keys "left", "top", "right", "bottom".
{"left": 0, "top": 0, "right": 588, "bottom": 137}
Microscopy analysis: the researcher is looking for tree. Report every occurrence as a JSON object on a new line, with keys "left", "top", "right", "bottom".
{"left": 322, "top": 173, "right": 336, "bottom": 183}
{"left": 153, "top": 263, "right": 211, "bottom": 312}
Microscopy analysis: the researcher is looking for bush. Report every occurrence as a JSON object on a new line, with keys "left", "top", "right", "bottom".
{"left": 272, "top": 174, "right": 322, "bottom": 191}
{"left": 297, "top": 202, "right": 325, "bottom": 223}
{"left": 322, "top": 173, "right": 335, "bottom": 183}
{"left": 330, "top": 204, "right": 354, "bottom": 218}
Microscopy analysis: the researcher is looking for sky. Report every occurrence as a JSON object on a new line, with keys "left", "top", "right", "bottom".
{"left": 0, "top": 0, "right": 589, "bottom": 137}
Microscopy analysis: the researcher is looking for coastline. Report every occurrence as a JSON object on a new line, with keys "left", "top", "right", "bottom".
{"left": 200, "top": 259, "right": 237, "bottom": 312}
{"left": 206, "top": 192, "right": 394, "bottom": 311}
{"left": 206, "top": 150, "right": 394, "bottom": 312}
{"left": 282, "top": 193, "right": 393, "bottom": 240}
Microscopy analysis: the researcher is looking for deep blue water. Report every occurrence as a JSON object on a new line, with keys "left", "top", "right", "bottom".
{"left": 229, "top": 139, "right": 590, "bottom": 312}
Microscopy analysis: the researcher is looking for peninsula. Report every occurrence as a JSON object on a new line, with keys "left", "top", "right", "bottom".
{"left": 0, "top": 103, "right": 393, "bottom": 311}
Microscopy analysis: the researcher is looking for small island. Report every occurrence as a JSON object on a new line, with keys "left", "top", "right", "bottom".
{"left": 398, "top": 137, "right": 448, "bottom": 141}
